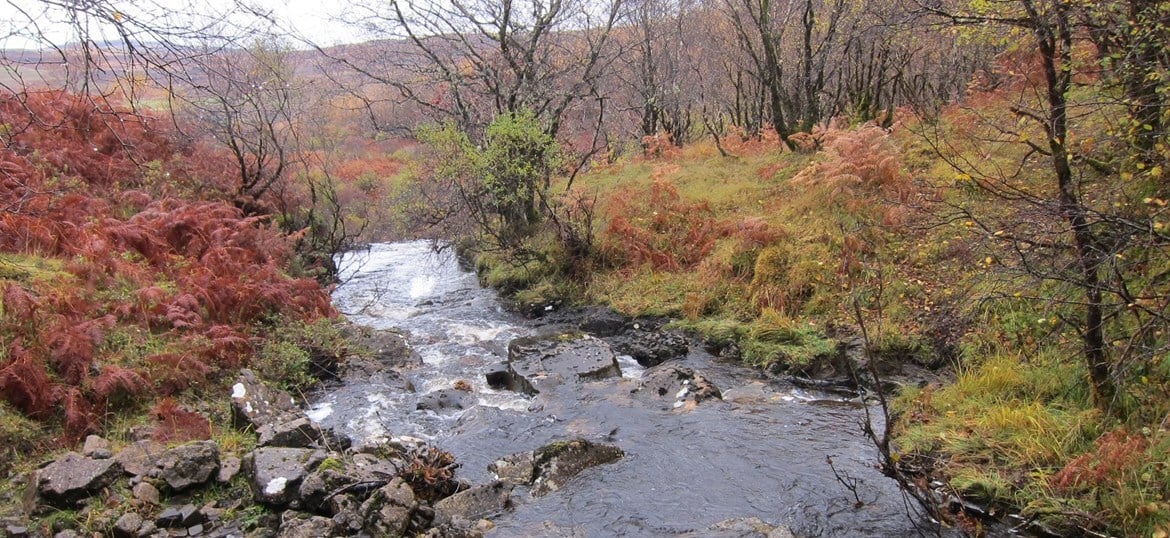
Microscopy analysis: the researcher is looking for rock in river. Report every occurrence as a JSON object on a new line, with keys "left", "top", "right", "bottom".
{"left": 491, "top": 439, "right": 623, "bottom": 498}
{"left": 632, "top": 365, "right": 723, "bottom": 410}
{"left": 499, "top": 333, "right": 622, "bottom": 394}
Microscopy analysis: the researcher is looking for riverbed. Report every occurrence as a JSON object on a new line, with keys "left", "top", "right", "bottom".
{"left": 310, "top": 241, "right": 941, "bottom": 536}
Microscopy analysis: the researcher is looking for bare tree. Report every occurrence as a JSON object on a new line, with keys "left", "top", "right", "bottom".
{"left": 329, "top": 0, "right": 624, "bottom": 141}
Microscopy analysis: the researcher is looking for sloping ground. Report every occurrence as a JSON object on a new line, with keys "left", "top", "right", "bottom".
{"left": 479, "top": 103, "right": 1170, "bottom": 535}
{"left": 0, "top": 92, "right": 337, "bottom": 461}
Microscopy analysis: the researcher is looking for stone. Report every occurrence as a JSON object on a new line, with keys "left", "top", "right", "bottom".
{"left": 37, "top": 451, "right": 123, "bottom": 507}
{"left": 155, "top": 506, "right": 183, "bottom": 528}
{"left": 531, "top": 439, "right": 623, "bottom": 497}
{"left": 681, "top": 517, "right": 796, "bottom": 538}
{"left": 504, "top": 333, "right": 622, "bottom": 394}
{"left": 153, "top": 441, "right": 219, "bottom": 492}
{"left": 432, "top": 481, "right": 512, "bottom": 527}
{"left": 52, "top": 531, "right": 80, "bottom": 538}
{"left": 632, "top": 365, "right": 723, "bottom": 409}
{"left": 257, "top": 418, "right": 323, "bottom": 449}
{"left": 5, "top": 525, "right": 30, "bottom": 538}
{"left": 113, "top": 512, "right": 143, "bottom": 538}
{"left": 416, "top": 389, "right": 474, "bottom": 413}
{"left": 359, "top": 478, "right": 417, "bottom": 537}
{"left": 114, "top": 440, "right": 167, "bottom": 477}
{"left": 487, "top": 452, "right": 535, "bottom": 486}
{"left": 217, "top": 456, "right": 242, "bottom": 483}
{"left": 575, "top": 307, "right": 629, "bottom": 337}
{"left": 186, "top": 523, "right": 203, "bottom": 536}
{"left": 608, "top": 328, "right": 689, "bottom": 367}
{"left": 231, "top": 369, "right": 299, "bottom": 431}
{"left": 82, "top": 435, "right": 112, "bottom": 459}
{"left": 352, "top": 328, "right": 422, "bottom": 369}
{"left": 131, "top": 482, "right": 160, "bottom": 505}
{"left": 135, "top": 520, "right": 156, "bottom": 537}
{"left": 275, "top": 515, "right": 335, "bottom": 538}
{"left": 483, "top": 363, "right": 511, "bottom": 389}
{"left": 245, "top": 447, "right": 327, "bottom": 507}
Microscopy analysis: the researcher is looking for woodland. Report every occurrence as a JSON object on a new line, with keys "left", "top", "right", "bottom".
{"left": 0, "top": 0, "right": 1169, "bottom": 535}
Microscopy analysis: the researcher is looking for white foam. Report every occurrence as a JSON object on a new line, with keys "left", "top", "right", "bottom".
{"left": 409, "top": 275, "right": 437, "bottom": 298}
{"left": 306, "top": 403, "right": 333, "bottom": 422}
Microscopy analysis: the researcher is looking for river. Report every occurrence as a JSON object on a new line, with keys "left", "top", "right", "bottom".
{"left": 309, "top": 240, "right": 943, "bottom": 536}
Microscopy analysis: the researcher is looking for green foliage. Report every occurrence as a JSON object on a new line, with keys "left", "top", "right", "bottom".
{"left": 254, "top": 317, "right": 347, "bottom": 395}
{"left": 482, "top": 110, "right": 562, "bottom": 232}
{"left": 416, "top": 109, "right": 563, "bottom": 246}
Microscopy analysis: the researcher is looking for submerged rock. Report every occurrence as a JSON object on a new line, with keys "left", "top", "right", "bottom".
{"left": 681, "top": 517, "right": 796, "bottom": 538}
{"left": 37, "top": 452, "right": 123, "bottom": 507}
{"left": 416, "top": 389, "right": 475, "bottom": 413}
{"left": 503, "top": 333, "right": 622, "bottom": 394}
{"left": 633, "top": 365, "right": 723, "bottom": 409}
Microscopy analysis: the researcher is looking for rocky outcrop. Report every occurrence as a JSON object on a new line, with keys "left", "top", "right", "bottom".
{"left": 531, "top": 439, "right": 623, "bottom": 497}
{"left": 632, "top": 365, "right": 723, "bottom": 409}
{"left": 37, "top": 452, "right": 123, "bottom": 507}
{"left": 498, "top": 333, "right": 622, "bottom": 394}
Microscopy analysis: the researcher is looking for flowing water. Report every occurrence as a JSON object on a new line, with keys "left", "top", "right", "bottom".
{"left": 311, "top": 241, "right": 943, "bottom": 536}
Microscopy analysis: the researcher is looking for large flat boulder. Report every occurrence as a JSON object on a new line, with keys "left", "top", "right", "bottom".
{"left": 37, "top": 452, "right": 123, "bottom": 507}
{"left": 500, "top": 333, "right": 621, "bottom": 394}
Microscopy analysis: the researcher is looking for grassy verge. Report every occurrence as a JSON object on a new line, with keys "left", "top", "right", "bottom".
{"left": 463, "top": 108, "right": 1170, "bottom": 534}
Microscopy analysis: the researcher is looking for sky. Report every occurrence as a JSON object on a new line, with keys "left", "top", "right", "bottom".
{"left": 0, "top": 0, "right": 367, "bottom": 50}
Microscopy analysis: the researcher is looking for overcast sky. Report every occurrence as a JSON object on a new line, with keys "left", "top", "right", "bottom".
{"left": 0, "top": 0, "right": 365, "bottom": 50}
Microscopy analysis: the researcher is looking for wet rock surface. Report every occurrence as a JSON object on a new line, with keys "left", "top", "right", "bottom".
{"left": 417, "top": 388, "right": 475, "bottom": 413}
{"left": 633, "top": 364, "right": 724, "bottom": 409}
{"left": 504, "top": 333, "right": 622, "bottom": 394}
{"left": 484, "top": 438, "right": 626, "bottom": 499}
